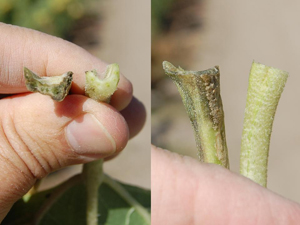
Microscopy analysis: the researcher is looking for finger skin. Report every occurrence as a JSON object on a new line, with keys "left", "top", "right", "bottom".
{"left": 151, "top": 146, "right": 300, "bottom": 225}
{"left": 104, "top": 97, "right": 147, "bottom": 161}
{"left": 0, "top": 22, "right": 144, "bottom": 139}
{"left": 120, "top": 96, "right": 146, "bottom": 139}
{"left": 0, "top": 22, "right": 146, "bottom": 222}
{"left": 0, "top": 94, "right": 129, "bottom": 221}
{"left": 0, "top": 22, "right": 132, "bottom": 111}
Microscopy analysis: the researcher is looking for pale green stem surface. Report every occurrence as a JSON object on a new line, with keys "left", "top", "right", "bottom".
{"left": 82, "top": 160, "right": 104, "bottom": 225}
{"left": 163, "top": 61, "right": 229, "bottom": 168}
{"left": 22, "top": 179, "right": 42, "bottom": 202}
{"left": 240, "top": 62, "right": 288, "bottom": 187}
{"left": 103, "top": 175, "right": 151, "bottom": 225}
{"left": 83, "top": 63, "right": 120, "bottom": 225}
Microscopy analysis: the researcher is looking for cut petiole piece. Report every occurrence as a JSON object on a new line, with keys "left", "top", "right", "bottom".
{"left": 240, "top": 62, "right": 288, "bottom": 187}
{"left": 24, "top": 67, "right": 73, "bottom": 102}
{"left": 85, "top": 63, "right": 120, "bottom": 103}
{"left": 83, "top": 63, "right": 120, "bottom": 225}
{"left": 163, "top": 61, "right": 229, "bottom": 168}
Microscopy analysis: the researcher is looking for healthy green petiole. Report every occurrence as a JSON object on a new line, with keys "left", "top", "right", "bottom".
{"left": 240, "top": 62, "right": 288, "bottom": 187}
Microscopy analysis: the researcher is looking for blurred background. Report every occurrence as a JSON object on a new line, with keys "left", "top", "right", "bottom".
{"left": 0, "top": 0, "right": 150, "bottom": 189}
{"left": 152, "top": 0, "right": 300, "bottom": 203}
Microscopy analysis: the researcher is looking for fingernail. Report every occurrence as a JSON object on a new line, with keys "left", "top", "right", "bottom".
{"left": 66, "top": 113, "right": 116, "bottom": 157}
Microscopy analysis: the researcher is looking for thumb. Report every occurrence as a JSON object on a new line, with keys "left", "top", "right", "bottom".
{"left": 151, "top": 146, "right": 300, "bottom": 224}
{"left": 0, "top": 93, "right": 129, "bottom": 220}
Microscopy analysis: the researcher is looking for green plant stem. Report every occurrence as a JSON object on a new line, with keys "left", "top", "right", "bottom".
{"left": 83, "top": 64, "right": 120, "bottom": 225}
{"left": 22, "top": 179, "right": 42, "bottom": 202}
{"left": 103, "top": 175, "right": 151, "bottom": 224}
{"left": 163, "top": 61, "right": 229, "bottom": 168}
{"left": 240, "top": 62, "right": 288, "bottom": 187}
{"left": 82, "top": 160, "right": 104, "bottom": 225}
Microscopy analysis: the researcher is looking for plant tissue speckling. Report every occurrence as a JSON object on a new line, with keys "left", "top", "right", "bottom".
{"left": 85, "top": 63, "right": 120, "bottom": 103}
{"left": 24, "top": 67, "right": 73, "bottom": 102}
{"left": 163, "top": 61, "right": 229, "bottom": 168}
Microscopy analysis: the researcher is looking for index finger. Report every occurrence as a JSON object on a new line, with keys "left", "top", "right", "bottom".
{"left": 0, "top": 23, "right": 132, "bottom": 111}
{"left": 151, "top": 146, "right": 300, "bottom": 224}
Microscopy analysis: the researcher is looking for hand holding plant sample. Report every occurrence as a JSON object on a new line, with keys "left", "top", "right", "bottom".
{"left": 163, "top": 61, "right": 287, "bottom": 186}
{"left": 0, "top": 23, "right": 149, "bottom": 224}
{"left": 151, "top": 61, "right": 300, "bottom": 224}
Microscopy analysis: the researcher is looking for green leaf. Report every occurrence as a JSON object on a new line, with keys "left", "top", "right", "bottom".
{"left": 3, "top": 176, "right": 150, "bottom": 225}
{"left": 2, "top": 188, "right": 55, "bottom": 225}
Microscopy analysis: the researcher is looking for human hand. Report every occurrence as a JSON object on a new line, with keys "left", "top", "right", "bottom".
{"left": 0, "top": 23, "right": 145, "bottom": 221}
{"left": 151, "top": 145, "right": 300, "bottom": 224}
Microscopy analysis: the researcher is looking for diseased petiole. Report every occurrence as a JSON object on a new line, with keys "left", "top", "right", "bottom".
{"left": 24, "top": 67, "right": 73, "bottom": 102}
